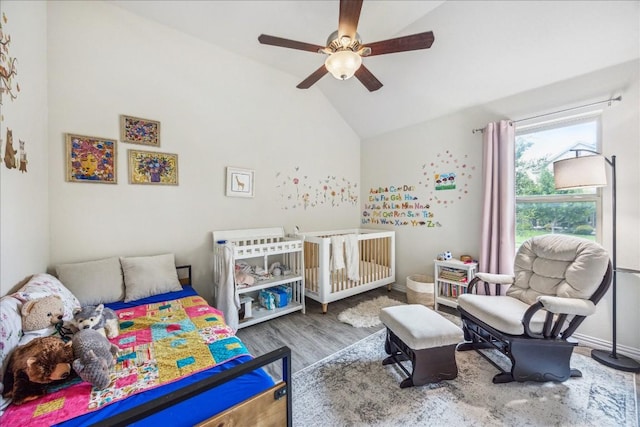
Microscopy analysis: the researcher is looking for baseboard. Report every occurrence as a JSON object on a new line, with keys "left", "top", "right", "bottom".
{"left": 573, "top": 332, "right": 640, "bottom": 360}
{"left": 392, "top": 283, "right": 405, "bottom": 292}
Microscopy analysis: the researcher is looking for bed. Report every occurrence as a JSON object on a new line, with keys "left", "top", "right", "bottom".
{"left": 300, "top": 229, "right": 395, "bottom": 313}
{"left": 0, "top": 257, "right": 291, "bottom": 427}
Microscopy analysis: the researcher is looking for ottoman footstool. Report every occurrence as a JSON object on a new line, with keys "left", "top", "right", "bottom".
{"left": 380, "top": 304, "right": 463, "bottom": 388}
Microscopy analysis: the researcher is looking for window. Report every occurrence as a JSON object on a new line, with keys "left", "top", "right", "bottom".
{"left": 515, "top": 115, "right": 601, "bottom": 248}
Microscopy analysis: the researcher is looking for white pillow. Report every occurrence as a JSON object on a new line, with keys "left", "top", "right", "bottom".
{"left": 121, "top": 254, "right": 182, "bottom": 302}
{"left": 0, "top": 296, "right": 22, "bottom": 378}
{"left": 12, "top": 273, "right": 80, "bottom": 321}
{"left": 0, "top": 296, "right": 22, "bottom": 415}
{"left": 56, "top": 257, "right": 125, "bottom": 305}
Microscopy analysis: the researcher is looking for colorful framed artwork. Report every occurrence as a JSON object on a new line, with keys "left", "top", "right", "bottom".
{"left": 226, "top": 167, "right": 254, "bottom": 198}
{"left": 65, "top": 133, "right": 117, "bottom": 184}
{"left": 128, "top": 149, "right": 178, "bottom": 185}
{"left": 120, "top": 115, "right": 160, "bottom": 147}
{"left": 435, "top": 172, "right": 456, "bottom": 190}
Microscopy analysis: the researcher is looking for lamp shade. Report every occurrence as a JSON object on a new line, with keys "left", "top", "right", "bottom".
{"left": 553, "top": 155, "right": 607, "bottom": 190}
{"left": 325, "top": 50, "right": 362, "bottom": 80}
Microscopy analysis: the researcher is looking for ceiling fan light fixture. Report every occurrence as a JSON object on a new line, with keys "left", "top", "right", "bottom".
{"left": 325, "top": 50, "right": 362, "bottom": 80}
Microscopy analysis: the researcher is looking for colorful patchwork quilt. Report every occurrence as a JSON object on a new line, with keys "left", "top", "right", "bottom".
{"left": 3, "top": 295, "right": 249, "bottom": 426}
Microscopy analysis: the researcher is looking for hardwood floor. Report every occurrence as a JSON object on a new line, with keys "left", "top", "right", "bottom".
{"left": 236, "top": 287, "right": 405, "bottom": 373}
{"left": 237, "top": 287, "right": 639, "bottom": 426}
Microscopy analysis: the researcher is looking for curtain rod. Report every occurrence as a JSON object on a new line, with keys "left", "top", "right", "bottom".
{"left": 472, "top": 95, "right": 622, "bottom": 134}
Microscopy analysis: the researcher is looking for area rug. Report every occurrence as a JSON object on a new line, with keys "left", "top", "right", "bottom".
{"left": 292, "top": 329, "right": 638, "bottom": 427}
{"left": 337, "top": 296, "right": 405, "bottom": 327}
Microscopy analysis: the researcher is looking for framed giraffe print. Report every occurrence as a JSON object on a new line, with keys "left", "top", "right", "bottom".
{"left": 226, "top": 167, "right": 254, "bottom": 198}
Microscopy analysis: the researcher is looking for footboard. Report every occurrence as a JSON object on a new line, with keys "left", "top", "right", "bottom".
{"left": 302, "top": 229, "right": 395, "bottom": 312}
{"left": 95, "top": 346, "right": 292, "bottom": 427}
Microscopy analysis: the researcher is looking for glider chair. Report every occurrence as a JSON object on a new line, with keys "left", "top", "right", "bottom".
{"left": 457, "top": 234, "right": 612, "bottom": 384}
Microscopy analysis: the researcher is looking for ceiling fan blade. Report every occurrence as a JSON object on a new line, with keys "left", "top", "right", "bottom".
{"left": 338, "top": 0, "right": 363, "bottom": 40}
{"left": 354, "top": 65, "right": 383, "bottom": 92}
{"left": 297, "top": 65, "right": 329, "bottom": 89}
{"left": 258, "top": 34, "right": 325, "bottom": 53}
{"left": 364, "top": 31, "right": 435, "bottom": 56}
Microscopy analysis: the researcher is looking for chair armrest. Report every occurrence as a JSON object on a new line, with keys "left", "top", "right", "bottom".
{"left": 536, "top": 296, "right": 596, "bottom": 317}
{"left": 475, "top": 273, "right": 515, "bottom": 285}
{"left": 523, "top": 297, "right": 596, "bottom": 339}
{"left": 467, "top": 273, "right": 514, "bottom": 294}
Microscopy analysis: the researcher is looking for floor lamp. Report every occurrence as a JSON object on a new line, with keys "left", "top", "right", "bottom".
{"left": 554, "top": 150, "right": 640, "bottom": 372}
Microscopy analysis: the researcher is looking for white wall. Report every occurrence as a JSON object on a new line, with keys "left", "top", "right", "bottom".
{"left": 362, "top": 59, "right": 640, "bottom": 354}
{"left": 361, "top": 111, "right": 487, "bottom": 286}
{"left": 46, "top": 1, "right": 361, "bottom": 300}
{"left": 0, "top": 1, "right": 49, "bottom": 296}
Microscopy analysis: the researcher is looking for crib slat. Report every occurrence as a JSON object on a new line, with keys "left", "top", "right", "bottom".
{"left": 371, "top": 237, "right": 376, "bottom": 282}
{"left": 362, "top": 237, "right": 367, "bottom": 283}
{"left": 376, "top": 236, "right": 381, "bottom": 280}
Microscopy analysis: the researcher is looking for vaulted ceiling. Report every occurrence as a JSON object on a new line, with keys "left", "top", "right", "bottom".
{"left": 110, "top": 1, "right": 639, "bottom": 139}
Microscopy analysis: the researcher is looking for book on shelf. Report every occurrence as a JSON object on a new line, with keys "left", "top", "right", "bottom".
{"left": 440, "top": 266, "right": 466, "bottom": 275}
{"left": 438, "top": 283, "right": 467, "bottom": 298}
{"left": 438, "top": 272, "right": 468, "bottom": 282}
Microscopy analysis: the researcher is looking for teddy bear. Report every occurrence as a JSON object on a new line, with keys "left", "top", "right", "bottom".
{"left": 20, "top": 295, "right": 77, "bottom": 342}
{"left": 72, "top": 304, "right": 119, "bottom": 339}
{"left": 21, "top": 295, "right": 65, "bottom": 332}
{"left": 2, "top": 336, "right": 74, "bottom": 405}
{"left": 72, "top": 329, "right": 119, "bottom": 389}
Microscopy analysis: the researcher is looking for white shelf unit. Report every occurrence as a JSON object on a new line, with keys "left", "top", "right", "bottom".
{"left": 434, "top": 259, "right": 478, "bottom": 310}
{"left": 213, "top": 227, "right": 305, "bottom": 329}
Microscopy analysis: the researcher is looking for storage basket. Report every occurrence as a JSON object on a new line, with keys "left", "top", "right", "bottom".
{"left": 406, "top": 274, "right": 434, "bottom": 308}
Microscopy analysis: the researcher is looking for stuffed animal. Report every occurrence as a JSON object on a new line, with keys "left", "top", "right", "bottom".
{"left": 2, "top": 336, "right": 74, "bottom": 405}
{"left": 72, "top": 304, "right": 119, "bottom": 339}
{"left": 72, "top": 329, "right": 119, "bottom": 389}
{"left": 21, "top": 295, "right": 65, "bottom": 332}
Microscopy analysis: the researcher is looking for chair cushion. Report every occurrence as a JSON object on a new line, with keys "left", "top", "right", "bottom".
{"left": 507, "top": 234, "right": 609, "bottom": 305}
{"left": 457, "top": 294, "right": 547, "bottom": 335}
{"left": 380, "top": 305, "right": 463, "bottom": 350}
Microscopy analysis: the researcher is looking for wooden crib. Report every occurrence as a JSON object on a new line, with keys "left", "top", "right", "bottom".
{"left": 301, "top": 229, "right": 395, "bottom": 313}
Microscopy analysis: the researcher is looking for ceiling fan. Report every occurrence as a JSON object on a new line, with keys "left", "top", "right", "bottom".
{"left": 258, "top": 0, "right": 434, "bottom": 92}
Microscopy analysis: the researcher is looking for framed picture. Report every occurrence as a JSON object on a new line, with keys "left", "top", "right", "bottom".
{"left": 120, "top": 115, "right": 160, "bottom": 147}
{"left": 66, "top": 133, "right": 117, "bottom": 184}
{"left": 226, "top": 167, "right": 254, "bottom": 198}
{"left": 128, "top": 149, "right": 178, "bottom": 185}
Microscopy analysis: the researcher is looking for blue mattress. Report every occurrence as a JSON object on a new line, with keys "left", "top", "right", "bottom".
{"left": 57, "top": 286, "right": 274, "bottom": 426}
